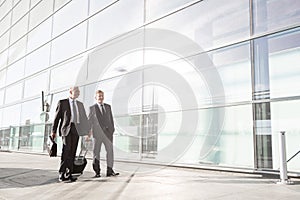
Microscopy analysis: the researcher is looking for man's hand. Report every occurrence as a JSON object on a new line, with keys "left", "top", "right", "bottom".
{"left": 51, "top": 132, "right": 56, "bottom": 140}
{"left": 84, "top": 130, "right": 92, "bottom": 141}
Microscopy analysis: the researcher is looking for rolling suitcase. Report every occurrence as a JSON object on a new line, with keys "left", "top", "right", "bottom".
{"left": 73, "top": 154, "right": 87, "bottom": 174}
{"left": 72, "top": 139, "right": 90, "bottom": 174}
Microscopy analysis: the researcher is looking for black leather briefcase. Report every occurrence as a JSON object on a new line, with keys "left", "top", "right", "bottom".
{"left": 46, "top": 136, "right": 57, "bottom": 157}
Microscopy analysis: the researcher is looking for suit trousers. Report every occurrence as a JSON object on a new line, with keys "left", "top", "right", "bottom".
{"left": 93, "top": 134, "right": 114, "bottom": 174}
{"left": 59, "top": 123, "right": 79, "bottom": 174}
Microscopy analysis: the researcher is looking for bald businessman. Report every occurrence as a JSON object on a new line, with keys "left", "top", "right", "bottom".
{"left": 51, "top": 86, "right": 89, "bottom": 182}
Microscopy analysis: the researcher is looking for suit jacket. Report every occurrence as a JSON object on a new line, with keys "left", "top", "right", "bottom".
{"left": 52, "top": 99, "right": 89, "bottom": 136}
{"left": 88, "top": 103, "right": 115, "bottom": 139}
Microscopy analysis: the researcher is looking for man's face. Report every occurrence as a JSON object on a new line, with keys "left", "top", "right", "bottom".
{"left": 95, "top": 92, "right": 104, "bottom": 104}
{"left": 70, "top": 87, "right": 80, "bottom": 99}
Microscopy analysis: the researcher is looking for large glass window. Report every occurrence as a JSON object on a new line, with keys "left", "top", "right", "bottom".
{"left": 252, "top": 0, "right": 300, "bottom": 35}
{"left": 0, "top": 89, "right": 4, "bottom": 105}
{"left": 50, "top": 56, "right": 87, "bottom": 91}
{"left": 0, "top": 31, "right": 9, "bottom": 53}
{"left": 89, "top": 0, "right": 117, "bottom": 16}
{"left": 11, "top": 0, "right": 30, "bottom": 25}
{"left": 176, "top": 105, "right": 253, "bottom": 168}
{"left": 8, "top": 36, "right": 27, "bottom": 65}
{"left": 27, "top": 18, "right": 52, "bottom": 52}
{"left": 268, "top": 28, "right": 300, "bottom": 98}
{"left": 5, "top": 82, "right": 23, "bottom": 104}
{"left": 24, "top": 72, "right": 48, "bottom": 98}
{"left": 212, "top": 42, "right": 252, "bottom": 103}
{"left": 51, "top": 22, "right": 87, "bottom": 65}
{"left": 88, "top": 0, "right": 144, "bottom": 48}
{"left": 0, "top": 108, "right": 2, "bottom": 126}
{"left": 2, "top": 104, "right": 21, "bottom": 127}
{"left": 271, "top": 100, "right": 300, "bottom": 172}
{"left": 148, "top": 0, "right": 250, "bottom": 55}
{"left": 20, "top": 98, "right": 43, "bottom": 125}
{"left": 0, "top": 0, "right": 12, "bottom": 21}
{"left": 6, "top": 58, "right": 25, "bottom": 85}
{"left": 30, "top": 0, "right": 41, "bottom": 9}
{"left": 146, "top": 0, "right": 196, "bottom": 22}
{"left": 0, "top": 12, "right": 11, "bottom": 36}
{"left": 28, "top": 0, "right": 53, "bottom": 30}
{"left": 10, "top": 14, "right": 29, "bottom": 45}
{"left": 0, "top": 50, "right": 8, "bottom": 70}
{"left": 52, "top": 0, "right": 88, "bottom": 38}
{"left": 54, "top": 0, "right": 71, "bottom": 11}
{"left": 0, "top": 69, "right": 6, "bottom": 88}
{"left": 25, "top": 44, "right": 50, "bottom": 76}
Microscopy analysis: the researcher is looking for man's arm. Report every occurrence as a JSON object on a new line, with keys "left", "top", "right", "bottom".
{"left": 51, "top": 100, "right": 62, "bottom": 139}
{"left": 87, "top": 106, "right": 95, "bottom": 137}
{"left": 108, "top": 105, "right": 115, "bottom": 133}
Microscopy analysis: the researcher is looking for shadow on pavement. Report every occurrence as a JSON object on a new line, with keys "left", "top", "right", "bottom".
{"left": 0, "top": 168, "right": 58, "bottom": 189}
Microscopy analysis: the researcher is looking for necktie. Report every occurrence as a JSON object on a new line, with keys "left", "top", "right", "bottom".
{"left": 101, "top": 104, "right": 105, "bottom": 115}
{"left": 72, "top": 100, "right": 78, "bottom": 123}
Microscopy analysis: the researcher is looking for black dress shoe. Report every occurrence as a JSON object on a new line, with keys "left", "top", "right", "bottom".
{"left": 58, "top": 173, "right": 69, "bottom": 182}
{"left": 94, "top": 173, "right": 101, "bottom": 178}
{"left": 69, "top": 176, "right": 77, "bottom": 182}
{"left": 107, "top": 169, "right": 120, "bottom": 177}
{"left": 58, "top": 176, "right": 68, "bottom": 182}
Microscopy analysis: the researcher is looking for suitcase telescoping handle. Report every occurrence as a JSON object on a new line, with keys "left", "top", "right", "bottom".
{"left": 79, "top": 137, "right": 92, "bottom": 158}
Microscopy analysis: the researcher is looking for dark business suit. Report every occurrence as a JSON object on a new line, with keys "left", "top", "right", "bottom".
{"left": 88, "top": 103, "right": 115, "bottom": 174}
{"left": 52, "top": 98, "right": 89, "bottom": 175}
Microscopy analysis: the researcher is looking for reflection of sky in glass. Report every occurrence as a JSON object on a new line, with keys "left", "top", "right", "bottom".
{"left": 149, "top": 0, "right": 250, "bottom": 52}
{"left": 2, "top": 104, "right": 21, "bottom": 127}
{"left": 20, "top": 98, "right": 42, "bottom": 125}
{"left": 270, "top": 48, "right": 300, "bottom": 98}
{"left": 5, "top": 83, "right": 23, "bottom": 104}
{"left": 50, "top": 56, "right": 87, "bottom": 91}
{"left": 103, "top": 49, "right": 211, "bottom": 110}
{"left": 6, "top": 59, "right": 25, "bottom": 85}
{"left": 0, "top": 89, "right": 4, "bottom": 105}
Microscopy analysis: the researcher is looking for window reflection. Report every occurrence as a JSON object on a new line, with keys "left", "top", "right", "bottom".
{"left": 0, "top": 69, "right": 6, "bottom": 87}
{"left": 25, "top": 44, "right": 50, "bottom": 76}
{"left": 27, "top": 18, "right": 52, "bottom": 52}
{"left": 29, "top": 0, "right": 53, "bottom": 30}
{"left": 50, "top": 56, "right": 87, "bottom": 91}
{"left": 252, "top": 0, "right": 300, "bottom": 35}
{"left": 89, "top": 0, "right": 116, "bottom": 16}
{"left": 146, "top": 0, "right": 196, "bottom": 21}
{"left": 21, "top": 98, "right": 42, "bottom": 125}
{"left": 271, "top": 100, "right": 300, "bottom": 171}
{"left": 0, "top": 50, "right": 8, "bottom": 70}
{"left": 11, "top": 0, "right": 30, "bottom": 25}
{"left": 149, "top": 0, "right": 250, "bottom": 54}
{"left": 6, "top": 58, "right": 25, "bottom": 85}
{"left": 52, "top": 0, "right": 88, "bottom": 38}
{"left": 51, "top": 22, "right": 87, "bottom": 65}
{"left": 88, "top": 0, "right": 144, "bottom": 48}
{"left": 0, "top": 31, "right": 9, "bottom": 52}
{"left": 24, "top": 72, "right": 47, "bottom": 98}
{"left": 2, "top": 104, "right": 21, "bottom": 127}
{"left": 266, "top": 28, "right": 300, "bottom": 98}
{"left": 0, "top": 89, "right": 4, "bottom": 105}
{"left": 0, "top": 0, "right": 12, "bottom": 21}
{"left": 8, "top": 36, "right": 27, "bottom": 65}
{"left": 5, "top": 82, "right": 23, "bottom": 104}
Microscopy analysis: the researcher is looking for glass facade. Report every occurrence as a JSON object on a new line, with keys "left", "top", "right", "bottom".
{"left": 0, "top": 0, "right": 300, "bottom": 174}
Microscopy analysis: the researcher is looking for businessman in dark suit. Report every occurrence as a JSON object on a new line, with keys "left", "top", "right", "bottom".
{"left": 51, "top": 86, "right": 89, "bottom": 182}
{"left": 88, "top": 90, "right": 119, "bottom": 177}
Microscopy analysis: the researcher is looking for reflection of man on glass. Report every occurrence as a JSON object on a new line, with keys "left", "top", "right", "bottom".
{"left": 88, "top": 90, "right": 119, "bottom": 177}
{"left": 51, "top": 86, "right": 89, "bottom": 182}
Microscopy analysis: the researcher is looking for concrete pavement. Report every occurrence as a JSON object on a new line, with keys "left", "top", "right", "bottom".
{"left": 0, "top": 151, "right": 300, "bottom": 200}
